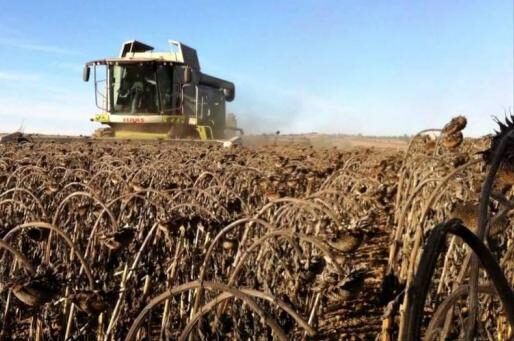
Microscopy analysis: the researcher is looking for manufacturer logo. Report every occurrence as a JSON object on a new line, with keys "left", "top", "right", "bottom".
{"left": 122, "top": 117, "right": 145, "bottom": 124}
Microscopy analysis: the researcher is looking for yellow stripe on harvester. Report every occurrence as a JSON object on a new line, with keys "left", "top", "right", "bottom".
{"left": 113, "top": 130, "right": 169, "bottom": 139}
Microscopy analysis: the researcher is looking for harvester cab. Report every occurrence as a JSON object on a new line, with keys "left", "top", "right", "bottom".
{"left": 83, "top": 40, "right": 241, "bottom": 140}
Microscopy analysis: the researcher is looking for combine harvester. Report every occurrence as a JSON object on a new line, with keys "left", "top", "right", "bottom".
{"left": 83, "top": 40, "right": 242, "bottom": 142}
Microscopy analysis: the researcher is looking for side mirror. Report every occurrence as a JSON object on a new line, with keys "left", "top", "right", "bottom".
{"left": 83, "top": 65, "right": 91, "bottom": 82}
{"left": 183, "top": 67, "right": 191, "bottom": 83}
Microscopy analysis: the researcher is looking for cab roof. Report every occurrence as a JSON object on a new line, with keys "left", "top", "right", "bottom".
{"left": 86, "top": 40, "right": 201, "bottom": 70}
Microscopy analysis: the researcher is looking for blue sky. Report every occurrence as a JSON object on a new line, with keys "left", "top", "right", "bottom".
{"left": 0, "top": 1, "right": 511, "bottom": 136}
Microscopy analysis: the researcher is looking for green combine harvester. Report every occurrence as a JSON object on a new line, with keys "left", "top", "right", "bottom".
{"left": 83, "top": 40, "right": 241, "bottom": 140}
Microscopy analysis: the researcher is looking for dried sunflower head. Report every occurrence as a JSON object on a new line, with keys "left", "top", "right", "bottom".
{"left": 442, "top": 131, "right": 464, "bottom": 150}
{"left": 451, "top": 153, "right": 470, "bottom": 168}
{"left": 481, "top": 115, "right": 514, "bottom": 165}
{"left": 4, "top": 269, "right": 62, "bottom": 307}
{"left": 440, "top": 116, "right": 467, "bottom": 150}
{"left": 480, "top": 115, "right": 514, "bottom": 188}
{"left": 442, "top": 115, "right": 467, "bottom": 135}
{"left": 450, "top": 200, "right": 479, "bottom": 230}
